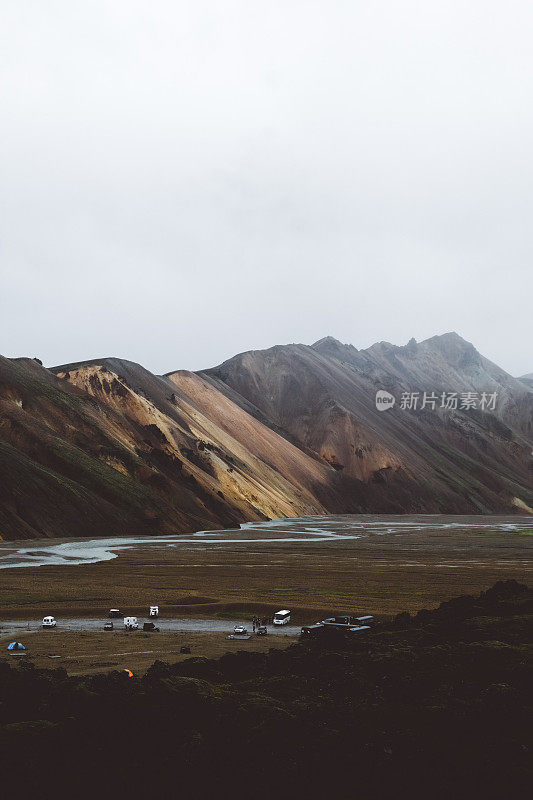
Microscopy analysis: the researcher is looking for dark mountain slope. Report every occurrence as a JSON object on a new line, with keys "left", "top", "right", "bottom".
{"left": 0, "top": 356, "right": 180, "bottom": 539}
{"left": 312, "top": 332, "right": 533, "bottom": 439}
{"left": 520, "top": 373, "right": 533, "bottom": 390}
{"left": 202, "top": 334, "right": 533, "bottom": 515}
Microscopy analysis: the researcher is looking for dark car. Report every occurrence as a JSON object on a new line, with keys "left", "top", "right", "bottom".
{"left": 108, "top": 609, "right": 122, "bottom": 618}
{"left": 104, "top": 621, "right": 114, "bottom": 631}
{"left": 143, "top": 622, "right": 160, "bottom": 632}
{"left": 257, "top": 625, "right": 268, "bottom": 636}
{"left": 301, "top": 618, "right": 372, "bottom": 639}
{"left": 300, "top": 623, "right": 325, "bottom": 637}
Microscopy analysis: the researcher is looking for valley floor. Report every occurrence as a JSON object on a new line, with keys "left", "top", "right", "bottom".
{"left": 0, "top": 515, "right": 531, "bottom": 674}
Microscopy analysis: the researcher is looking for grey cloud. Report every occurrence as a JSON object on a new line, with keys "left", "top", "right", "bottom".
{"left": 1, "top": 1, "right": 532, "bottom": 374}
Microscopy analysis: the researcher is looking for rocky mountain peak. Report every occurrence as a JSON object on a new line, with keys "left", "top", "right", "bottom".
{"left": 422, "top": 332, "right": 481, "bottom": 368}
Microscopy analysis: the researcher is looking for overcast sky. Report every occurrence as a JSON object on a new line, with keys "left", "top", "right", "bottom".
{"left": 1, "top": 1, "right": 532, "bottom": 376}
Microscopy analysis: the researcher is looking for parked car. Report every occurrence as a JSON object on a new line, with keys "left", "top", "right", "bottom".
{"left": 42, "top": 616, "right": 56, "bottom": 628}
{"left": 322, "top": 615, "right": 373, "bottom": 630}
{"left": 234, "top": 625, "right": 248, "bottom": 635}
{"left": 300, "top": 623, "right": 325, "bottom": 637}
{"left": 104, "top": 621, "right": 114, "bottom": 631}
{"left": 301, "top": 617, "right": 372, "bottom": 639}
{"left": 273, "top": 610, "right": 291, "bottom": 625}
{"left": 355, "top": 615, "right": 374, "bottom": 626}
{"left": 124, "top": 616, "right": 139, "bottom": 631}
{"left": 149, "top": 606, "right": 159, "bottom": 618}
{"left": 109, "top": 609, "right": 122, "bottom": 618}
{"left": 257, "top": 625, "right": 268, "bottom": 636}
{"left": 143, "top": 622, "right": 160, "bottom": 632}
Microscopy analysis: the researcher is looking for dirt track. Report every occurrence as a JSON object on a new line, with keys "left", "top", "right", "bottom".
{"left": 1, "top": 616, "right": 301, "bottom": 637}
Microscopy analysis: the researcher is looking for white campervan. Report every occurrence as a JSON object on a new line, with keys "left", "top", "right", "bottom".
{"left": 273, "top": 610, "right": 291, "bottom": 626}
{"left": 42, "top": 616, "right": 57, "bottom": 628}
{"left": 124, "top": 616, "right": 138, "bottom": 631}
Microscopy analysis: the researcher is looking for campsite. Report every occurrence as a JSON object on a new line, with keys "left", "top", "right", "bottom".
{"left": 1, "top": 628, "right": 296, "bottom": 675}
{"left": 1, "top": 611, "right": 299, "bottom": 675}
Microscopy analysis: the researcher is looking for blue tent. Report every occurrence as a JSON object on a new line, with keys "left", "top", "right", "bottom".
{"left": 7, "top": 641, "right": 26, "bottom": 651}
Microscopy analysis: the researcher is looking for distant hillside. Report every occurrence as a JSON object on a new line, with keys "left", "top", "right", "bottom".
{"left": 0, "top": 332, "right": 532, "bottom": 540}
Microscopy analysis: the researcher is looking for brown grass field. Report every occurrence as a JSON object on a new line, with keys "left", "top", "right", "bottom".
{"left": 1, "top": 516, "right": 531, "bottom": 674}
{"left": 0, "top": 629, "right": 296, "bottom": 675}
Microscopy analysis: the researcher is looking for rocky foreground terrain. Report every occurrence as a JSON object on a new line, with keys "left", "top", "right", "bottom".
{"left": 0, "top": 333, "right": 532, "bottom": 539}
{"left": 0, "top": 580, "right": 531, "bottom": 798}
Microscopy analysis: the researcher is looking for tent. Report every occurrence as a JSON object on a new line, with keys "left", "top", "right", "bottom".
{"left": 7, "top": 642, "right": 26, "bottom": 651}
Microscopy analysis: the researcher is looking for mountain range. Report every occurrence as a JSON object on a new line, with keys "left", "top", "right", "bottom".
{"left": 0, "top": 333, "right": 532, "bottom": 540}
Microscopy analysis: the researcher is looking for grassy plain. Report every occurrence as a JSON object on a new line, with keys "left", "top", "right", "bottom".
{"left": 1, "top": 516, "right": 531, "bottom": 674}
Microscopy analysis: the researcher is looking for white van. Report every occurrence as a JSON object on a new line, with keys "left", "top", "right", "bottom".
{"left": 273, "top": 610, "right": 291, "bottom": 626}
{"left": 42, "top": 616, "right": 57, "bottom": 628}
{"left": 124, "top": 616, "right": 138, "bottom": 631}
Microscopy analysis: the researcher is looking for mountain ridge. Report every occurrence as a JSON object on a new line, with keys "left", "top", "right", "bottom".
{"left": 0, "top": 333, "right": 531, "bottom": 540}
